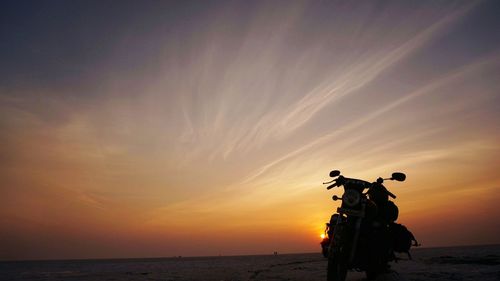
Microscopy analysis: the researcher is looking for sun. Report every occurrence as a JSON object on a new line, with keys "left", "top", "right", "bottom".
{"left": 320, "top": 233, "right": 326, "bottom": 239}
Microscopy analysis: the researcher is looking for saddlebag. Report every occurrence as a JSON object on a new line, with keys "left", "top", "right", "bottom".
{"left": 390, "top": 223, "right": 418, "bottom": 257}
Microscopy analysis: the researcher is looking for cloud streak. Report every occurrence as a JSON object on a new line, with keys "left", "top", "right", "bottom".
{"left": 235, "top": 4, "right": 486, "bottom": 187}
{"left": 2, "top": 1, "right": 500, "bottom": 259}
{"left": 218, "top": 2, "right": 478, "bottom": 158}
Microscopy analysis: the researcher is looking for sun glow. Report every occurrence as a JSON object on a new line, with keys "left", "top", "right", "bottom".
{"left": 320, "top": 233, "right": 326, "bottom": 239}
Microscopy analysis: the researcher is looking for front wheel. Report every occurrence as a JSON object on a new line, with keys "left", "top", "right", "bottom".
{"left": 327, "top": 256, "right": 347, "bottom": 281}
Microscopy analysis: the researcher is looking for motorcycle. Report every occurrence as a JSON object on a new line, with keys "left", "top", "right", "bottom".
{"left": 321, "top": 170, "right": 418, "bottom": 281}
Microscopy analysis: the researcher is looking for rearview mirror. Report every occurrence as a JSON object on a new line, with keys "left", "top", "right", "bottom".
{"left": 330, "top": 170, "right": 341, "bottom": 177}
{"left": 391, "top": 172, "right": 406, "bottom": 182}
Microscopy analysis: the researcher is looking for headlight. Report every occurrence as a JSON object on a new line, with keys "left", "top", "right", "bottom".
{"left": 343, "top": 189, "right": 361, "bottom": 207}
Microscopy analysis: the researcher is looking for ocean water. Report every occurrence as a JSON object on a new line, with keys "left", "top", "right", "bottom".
{"left": 1, "top": 245, "right": 499, "bottom": 281}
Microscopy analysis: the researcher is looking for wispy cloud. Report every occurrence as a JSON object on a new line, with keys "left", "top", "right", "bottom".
{"left": 218, "top": 2, "right": 478, "bottom": 157}
{"left": 236, "top": 52, "right": 500, "bottom": 188}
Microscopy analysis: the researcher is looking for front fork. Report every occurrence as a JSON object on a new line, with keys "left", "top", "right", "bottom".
{"left": 329, "top": 202, "right": 366, "bottom": 264}
{"left": 349, "top": 216, "right": 362, "bottom": 263}
{"left": 349, "top": 202, "right": 366, "bottom": 263}
{"left": 328, "top": 215, "right": 342, "bottom": 258}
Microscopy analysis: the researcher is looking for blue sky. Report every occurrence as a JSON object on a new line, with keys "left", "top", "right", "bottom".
{"left": 1, "top": 0, "right": 499, "bottom": 260}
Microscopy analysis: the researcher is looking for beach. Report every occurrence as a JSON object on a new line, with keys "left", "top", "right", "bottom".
{"left": 2, "top": 244, "right": 499, "bottom": 281}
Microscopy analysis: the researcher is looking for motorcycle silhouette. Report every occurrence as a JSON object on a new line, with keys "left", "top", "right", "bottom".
{"left": 320, "top": 170, "right": 418, "bottom": 281}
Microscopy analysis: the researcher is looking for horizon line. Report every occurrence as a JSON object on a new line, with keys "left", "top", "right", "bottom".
{"left": 2, "top": 243, "right": 499, "bottom": 263}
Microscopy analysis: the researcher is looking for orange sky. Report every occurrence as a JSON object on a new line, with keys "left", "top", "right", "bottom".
{"left": 1, "top": 1, "right": 500, "bottom": 260}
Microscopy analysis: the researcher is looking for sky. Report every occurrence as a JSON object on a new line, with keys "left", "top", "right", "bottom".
{"left": 1, "top": 0, "right": 500, "bottom": 260}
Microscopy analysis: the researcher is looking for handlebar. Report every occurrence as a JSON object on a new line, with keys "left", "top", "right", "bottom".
{"left": 387, "top": 190, "right": 397, "bottom": 199}
{"left": 325, "top": 175, "right": 398, "bottom": 199}
{"left": 326, "top": 183, "right": 337, "bottom": 190}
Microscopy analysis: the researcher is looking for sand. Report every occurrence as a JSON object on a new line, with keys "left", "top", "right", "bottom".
{"left": 1, "top": 245, "right": 499, "bottom": 281}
